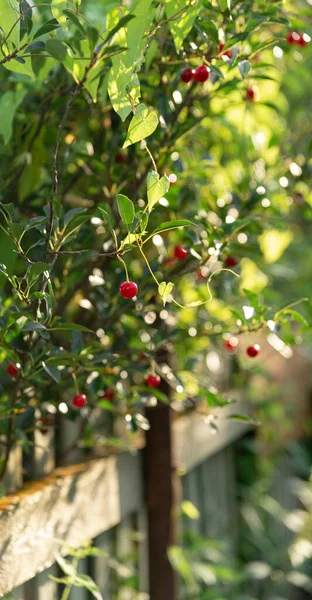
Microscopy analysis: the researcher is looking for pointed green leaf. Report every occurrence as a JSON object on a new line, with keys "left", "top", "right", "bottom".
{"left": 0, "top": 88, "right": 26, "bottom": 145}
{"left": 238, "top": 59, "right": 251, "bottom": 79}
{"left": 149, "top": 219, "right": 195, "bottom": 236}
{"left": 42, "top": 361, "right": 61, "bottom": 383}
{"left": 46, "top": 38, "right": 68, "bottom": 61}
{"left": 116, "top": 194, "right": 135, "bottom": 225}
{"left": 166, "top": 0, "right": 203, "bottom": 53}
{"left": 158, "top": 281, "right": 174, "bottom": 306}
{"left": 51, "top": 0, "right": 67, "bottom": 30}
{"left": 0, "top": 0, "right": 20, "bottom": 50}
{"left": 108, "top": 62, "right": 140, "bottom": 122}
{"left": 147, "top": 171, "right": 170, "bottom": 212}
{"left": 123, "top": 104, "right": 158, "bottom": 148}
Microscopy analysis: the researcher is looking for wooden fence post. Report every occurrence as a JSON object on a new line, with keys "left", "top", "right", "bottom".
{"left": 145, "top": 403, "right": 177, "bottom": 600}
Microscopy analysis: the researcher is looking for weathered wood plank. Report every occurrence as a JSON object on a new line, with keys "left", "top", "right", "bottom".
{"left": 93, "top": 530, "right": 113, "bottom": 600}
{"left": 0, "top": 452, "right": 143, "bottom": 597}
{"left": 173, "top": 398, "right": 251, "bottom": 472}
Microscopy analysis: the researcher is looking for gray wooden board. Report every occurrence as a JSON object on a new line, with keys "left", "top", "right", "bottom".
{"left": 0, "top": 452, "right": 143, "bottom": 596}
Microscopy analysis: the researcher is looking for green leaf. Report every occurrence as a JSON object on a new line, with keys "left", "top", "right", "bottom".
{"left": 238, "top": 59, "right": 251, "bottom": 79}
{"left": 42, "top": 361, "right": 60, "bottom": 383}
{"left": 51, "top": 0, "right": 67, "bottom": 30}
{"left": 64, "top": 207, "right": 86, "bottom": 226}
{"left": 56, "top": 553, "right": 76, "bottom": 577}
{"left": 33, "top": 18, "right": 60, "bottom": 39}
{"left": 149, "top": 219, "right": 195, "bottom": 237}
{"left": 123, "top": 103, "right": 158, "bottom": 148}
{"left": 24, "top": 216, "right": 47, "bottom": 231}
{"left": 181, "top": 500, "right": 200, "bottom": 520}
{"left": 218, "top": 0, "right": 231, "bottom": 11}
{"left": 48, "top": 323, "right": 94, "bottom": 333}
{"left": 116, "top": 194, "right": 135, "bottom": 226}
{"left": 0, "top": 0, "right": 20, "bottom": 50}
{"left": 46, "top": 38, "right": 68, "bottom": 61}
{"left": 125, "top": 0, "right": 153, "bottom": 68}
{"left": 22, "top": 321, "right": 47, "bottom": 332}
{"left": 72, "top": 574, "right": 103, "bottom": 600}
{"left": 276, "top": 309, "right": 308, "bottom": 326}
{"left": 147, "top": 171, "right": 170, "bottom": 212}
{"left": 166, "top": 0, "right": 203, "bottom": 53}
{"left": 63, "top": 9, "right": 85, "bottom": 35}
{"left": 0, "top": 88, "right": 27, "bottom": 145}
{"left": 108, "top": 62, "right": 141, "bottom": 122}
{"left": 158, "top": 281, "right": 174, "bottom": 306}
{"left": 229, "top": 414, "right": 260, "bottom": 425}
{"left": 27, "top": 262, "right": 51, "bottom": 284}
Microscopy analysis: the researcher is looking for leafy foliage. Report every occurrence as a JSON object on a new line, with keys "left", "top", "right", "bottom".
{"left": 0, "top": 0, "right": 311, "bottom": 485}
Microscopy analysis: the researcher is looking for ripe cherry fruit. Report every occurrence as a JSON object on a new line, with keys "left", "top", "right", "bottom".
{"left": 72, "top": 394, "right": 87, "bottom": 408}
{"left": 224, "top": 337, "right": 238, "bottom": 352}
{"left": 180, "top": 66, "right": 193, "bottom": 83}
{"left": 102, "top": 388, "right": 115, "bottom": 401}
{"left": 225, "top": 256, "right": 238, "bottom": 268}
{"left": 286, "top": 31, "right": 300, "bottom": 44}
{"left": 246, "top": 344, "right": 260, "bottom": 358}
{"left": 193, "top": 64, "right": 210, "bottom": 83}
{"left": 146, "top": 374, "right": 161, "bottom": 387}
{"left": 174, "top": 245, "right": 188, "bottom": 260}
{"left": 246, "top": 87, "right": 255, "bottom": 101}
{"left": 6, "top": 362, "right": 20, "bottom": 377}
{"left": 119, "top": 281, "right": 138, "bottom": 299}
{"left": 218, "top": 42, "right": 233, "bottom": 59}
{"left": 115, "top": 151, "right": 127, "bottom": 164}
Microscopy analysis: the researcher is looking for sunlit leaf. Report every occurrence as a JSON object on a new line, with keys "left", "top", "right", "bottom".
{"left": 123, "top": 104, "right": 158, "bottom": 148}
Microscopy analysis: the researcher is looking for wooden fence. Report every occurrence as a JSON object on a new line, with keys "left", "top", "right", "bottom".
{"left": 0, "top": 401, "right": 252, "bottom": 599}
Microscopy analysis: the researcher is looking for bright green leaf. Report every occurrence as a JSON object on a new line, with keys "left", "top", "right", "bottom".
{"left": 116, "top": 194, "right": 135, "bottom": 225}
{"left": 0, "top": 0, "right": 20, "bottom": 50}
{"left": 166, "top": 0, "right": 203, "bottom": 53}
{"left": 149, "top": 219, "right": 195, "bottom": 237}
{"left": 0, "top": 88, "right": 26, "bottom": 145}
{"left": 181, "top": 500, "right": 200, "bottom": 520}
{"left": 158, "top": 281, "right": 174, "bottom": 306}
{"left": 123, "top": 103, "right": 158, "bottom": 148}
{"left": 147, "top": 171, "right": 170, "bottom": 212}
{"left": 108, "top": 62, "right": 141, "bottom": 122}
{"left": 51, "top": 0, "right": 67, "bottom": 30}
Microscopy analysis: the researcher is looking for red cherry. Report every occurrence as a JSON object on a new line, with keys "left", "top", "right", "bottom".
{"left": 180, "top": 66, "right": 193, "bottom": 83}
{"left": 246, "top": 87, "right": 255, "bottom": 101}
{"left": 102, "top": 388, "right": 115, "bottom": 401}
{"left": 224, "top": 337, "right": 238, "bottom": 352}
{"left": 119, "top": 281, "right": 138, "bottom": 299}
{"left": 193, "top": 64, "right": 210, "bottom": 83}
{"left": 218, "top": 42, "right": 232, "bottom": 58}
{"left": 72, "top": 394, "right": 87, "bottom": 408}
{"left": 6, "top": 362, "right": 20, "bottom": 377}
{"left": 286, "top": 31, "right": 301, "bottom": 45}
{"left": 174, "top": 245, "right": 188, "bottom": 260}
{"left": 246, "top": 345, "right": 260, "bottom": 358}
{"left": 165, "top": 257, "right": 177, "bottom": 267}
{"left": 115, "top": 151, "right": 127, "bottom": 164}
{"left": 146, "top": 374, "right": 161, "bottom": 387}
{"left": 298, "top": 34, "right": 308, "bottom": 47}
{"left": 225, "top": 256, "right": 238, "bottom": 268}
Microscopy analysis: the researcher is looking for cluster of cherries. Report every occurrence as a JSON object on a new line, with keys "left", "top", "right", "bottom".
{"left": 224, "top": 337, "right": 260, "bottom": 358}
{"left": 180, "top": 64, "right": 210, "bottom": 84}
{"left": 72, "top": 373, "right": 160, "bottom": 408}
{"left": 286, "top": 31, "right": 309, "bottom": 46}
